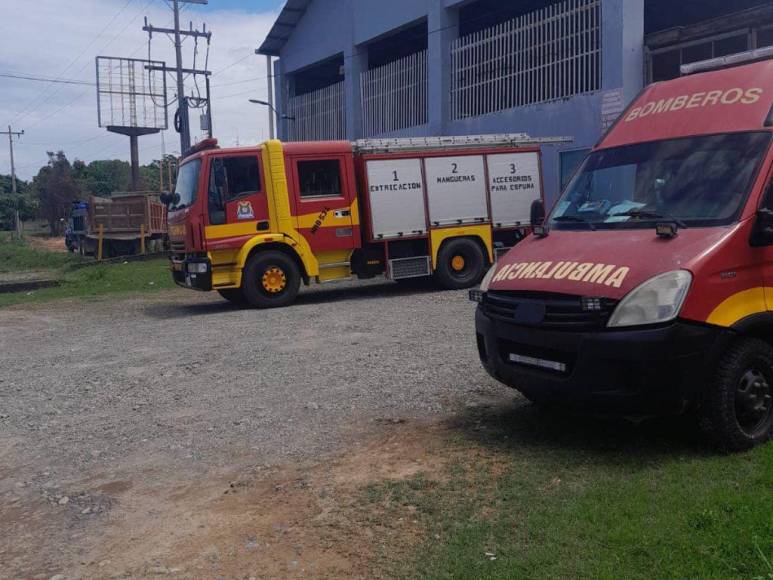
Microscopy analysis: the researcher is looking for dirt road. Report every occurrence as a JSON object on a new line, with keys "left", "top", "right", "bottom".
{"left": 0, "top": 281, "right": 512, "bottom": 578}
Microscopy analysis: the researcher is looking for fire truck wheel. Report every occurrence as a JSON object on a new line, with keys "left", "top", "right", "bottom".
{"left": 242, "top": 251, "right": 301, "bottom": 308}
{"left": 217, "top": 289, "right": 247, "bottom": 305}
{"left": 434, "top": 238, "right": 485, "bottom": 290}
{"left": 699, "top": 337, "right": 773, "bottom": 451}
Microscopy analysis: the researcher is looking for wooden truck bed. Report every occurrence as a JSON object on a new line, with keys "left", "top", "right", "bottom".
{"left": 89, "top": 194, "right": 166, "bottom": 236}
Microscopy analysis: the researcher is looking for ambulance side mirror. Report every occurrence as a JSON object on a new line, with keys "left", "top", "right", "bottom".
{"left": 530, "top": 199, "right": 546, "bottom": 227}
{"left": 750, "top": 208, "right": 773, "bottom": 247}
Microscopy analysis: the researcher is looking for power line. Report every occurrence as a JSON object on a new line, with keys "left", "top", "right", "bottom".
{"left": 211, "top": 53, "right": 252, "bottom": 76}
{"left": 10, "top": 0, "right": 138, "bottom": 122}
{"left": 11, "top": 0, "right": 157, "bottom": 127}
{"left": 0, "top": 72, "right": 96, "bottom": 87}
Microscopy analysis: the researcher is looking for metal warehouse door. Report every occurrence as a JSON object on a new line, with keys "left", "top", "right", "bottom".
{"left": 486, "top": 152, "right": 542, "bottom": 228}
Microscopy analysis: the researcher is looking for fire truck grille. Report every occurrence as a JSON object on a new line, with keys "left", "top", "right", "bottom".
{"left": 389, "top": 256, "right": 431, "bottom": 280}
{"left": 483, "top": 291, "right": 618, "bottom": 331}
{"left": 170, "top": 240, "right": 185, "bottom": 253}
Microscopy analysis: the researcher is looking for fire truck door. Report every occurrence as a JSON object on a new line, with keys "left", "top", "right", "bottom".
{"left": 289, "top": 155, "right": 358, "bottom": 267}
{"left": 206, "top": 154, "right": 269, "bottom": 244}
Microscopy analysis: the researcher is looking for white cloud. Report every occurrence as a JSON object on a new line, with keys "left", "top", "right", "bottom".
{"left": 0, "top": 0, "right": 279, "bottom": 180}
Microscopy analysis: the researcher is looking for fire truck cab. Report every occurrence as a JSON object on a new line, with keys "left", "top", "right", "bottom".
{"left": 166, "top": 134, "right": 564, "bottom": 308}
{"left": 473, "top": 49, "right": 773, "bottom": 450}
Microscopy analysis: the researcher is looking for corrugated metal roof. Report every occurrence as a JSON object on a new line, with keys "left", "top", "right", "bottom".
{"left": 257, "top": 0, "right": 312, "bottom": 56}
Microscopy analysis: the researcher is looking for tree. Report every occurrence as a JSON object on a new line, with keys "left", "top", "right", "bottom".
{"left": 73, "top": 159, "right": 132, "bottom": 197}
{"left": 33, "top": 151, "right": 81, "bottom": 235}
{"left": 136, "top": 155, "right": 176, "bottom": 193}
{"left": 0, "top": 174, "right": 37, "bottom": 230}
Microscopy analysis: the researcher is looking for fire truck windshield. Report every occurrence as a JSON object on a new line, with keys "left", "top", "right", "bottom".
{"left": 170, "top": 159, "right": 202, "bottom": 211}
{"left": 550, "top": 132, "right": 772, "bottom": 230}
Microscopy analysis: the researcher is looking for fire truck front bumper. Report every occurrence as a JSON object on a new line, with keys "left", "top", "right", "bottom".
{"left": 170, "top": 256, "right": 212, "bottom": 291}
{"left": 474, "top": 305, "right": 729, "bottom": 416}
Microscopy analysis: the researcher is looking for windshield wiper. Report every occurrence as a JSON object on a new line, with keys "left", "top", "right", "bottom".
{"left": 552, "top": 215, "right": 597, "bottom": 230}
{"left": 612, "top": 209, "right": 687, "bottom": 229}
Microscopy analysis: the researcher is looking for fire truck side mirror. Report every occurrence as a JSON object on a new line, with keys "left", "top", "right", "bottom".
{"left": 160, "top": 192, "right": 174, "bottom": 206}
{"left": 530, "top": 199, "right": 546, "bottom": 227}
{"left": 751, "top": 208, "right": 773, "bottom": 247}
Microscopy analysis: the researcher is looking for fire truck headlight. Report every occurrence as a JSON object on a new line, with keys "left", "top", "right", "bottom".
{"left": 187, "top": 262, "right": 208, "bottom": 274}
{"left": 607, "top": 270, "right": 692, "bottom": 328}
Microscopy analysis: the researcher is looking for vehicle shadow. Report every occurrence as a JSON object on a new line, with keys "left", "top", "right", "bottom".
{"left": 143, "top": 280, "right": 447, "bottom": 320}
{"left": 448, "top": 397, "right": 712, "bottom": 466}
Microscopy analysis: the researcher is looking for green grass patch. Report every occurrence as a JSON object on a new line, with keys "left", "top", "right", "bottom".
{"left": 363, "top": 407, "right": 773, "bottom": 579}
{"left": 0, "top": 258, "right": 175, "bottom": 307}
{"left": 0, "top": 235, "right": 78, "bottom": 272}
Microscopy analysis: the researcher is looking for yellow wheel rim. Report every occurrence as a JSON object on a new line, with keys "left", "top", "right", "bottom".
{"left": 261, "top": 267, "right": 287, "bottom": 293}
{"left": 451, "top": 255, "right": 466, "bottom": 272}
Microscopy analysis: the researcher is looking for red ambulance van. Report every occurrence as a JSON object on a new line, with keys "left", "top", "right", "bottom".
{"left": 472, "top": 49, "right": 773, "bottom": 450}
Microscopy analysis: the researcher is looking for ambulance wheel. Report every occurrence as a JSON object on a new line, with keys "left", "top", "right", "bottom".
{"left": 217, "top": 289, "right": 247, "bottom": 305}
{"left": 242, "top": 251, "right": 300, "bottom": 308}
{"left": 699, "top": 337, "right": 773, "bottom": 451}
{"left": 434, "top": 238, "right": 485, "bottom": 290}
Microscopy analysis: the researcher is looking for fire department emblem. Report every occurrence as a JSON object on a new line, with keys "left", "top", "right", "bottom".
{"left": 236, "top": 200, "right": 254, "bottom": 220}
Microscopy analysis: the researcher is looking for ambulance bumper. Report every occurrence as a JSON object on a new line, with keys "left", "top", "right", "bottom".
{"left": 475, "top": 307, "right": 728, "bottom": 415}
{"left": 170, "top": 256, "right": 212, "bottom": 291}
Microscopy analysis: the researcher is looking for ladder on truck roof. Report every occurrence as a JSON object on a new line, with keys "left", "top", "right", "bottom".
{"left": 353, "top": 133, "right": 572, "bottom": 153}
{"left": 680, "top": 45, "right": 773, "bottom": 76}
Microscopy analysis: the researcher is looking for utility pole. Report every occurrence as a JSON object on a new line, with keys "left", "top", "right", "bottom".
{"left": 2, "top": 125, "right": 24, "bottom": 239}
{"left": 173, "top": 0, "right": 189, "bottom": 153}
{"left": 143, "top": 0, "right": 210, "bottom": 156}
{"left": 265, "top": 55, "right": 275, "bottom": 139}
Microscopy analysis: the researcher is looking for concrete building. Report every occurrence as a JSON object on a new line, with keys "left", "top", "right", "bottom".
{"left": 258, "top": 0, "right": 773, "bottom": 203}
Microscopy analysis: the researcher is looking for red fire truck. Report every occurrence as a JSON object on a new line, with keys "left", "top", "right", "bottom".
{"left": 473, "top": 49, "right": 773, "bottom": 450}
{"left": 165, "top": 134, "right": 566, "bottom": 308}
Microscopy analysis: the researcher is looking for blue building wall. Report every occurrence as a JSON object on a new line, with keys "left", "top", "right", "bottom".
{"left": 274, "top": 0, "right": 645, "bottom": 206}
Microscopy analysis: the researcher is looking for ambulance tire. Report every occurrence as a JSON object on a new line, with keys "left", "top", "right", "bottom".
{"left": 242, "top": 251, "right": 301, "bottom": 309}
{"left": 699, "top": 337, "right": 773, "bottom": 451}
{"left": 434, "top": 238, "right": 485, "bottom": 290}
{"left": 217, "top": 289, "right": 247, "bottom": 305}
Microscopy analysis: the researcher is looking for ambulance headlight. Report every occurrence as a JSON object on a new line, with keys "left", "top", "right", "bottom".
{"left": 479, "top": 264, "right": 498, "bottom": 293}
{"left": 607, "top": 270, "right": 692, "bottom": 328}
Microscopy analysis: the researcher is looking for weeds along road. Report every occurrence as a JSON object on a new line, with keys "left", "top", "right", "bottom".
{"left": 0, "top": 280, "right": 511, "bottom": 577}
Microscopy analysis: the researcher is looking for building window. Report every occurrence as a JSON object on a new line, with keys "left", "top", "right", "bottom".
{"left": 758, "top": 27, "right": 773, "bottom": 48}
{"left": 647, "top": 31, "right": 755, "bottom": 83}
{"left": 450, "top": 0, "right": 602, "bottom": 120}
{"left": 560, "top": 149, "right": 591, "bottom": 190}
{"left": 297, "top": 159, "right": 342, "bottom": 198}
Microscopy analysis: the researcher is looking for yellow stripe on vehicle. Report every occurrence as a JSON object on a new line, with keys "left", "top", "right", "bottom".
{"left": 706, "top": 287, "right": 768, "bottom": 327}
{"left": 296, "top": 198, "right": 360, "bottom": 229}
{"left": 205, "top": 221, "right": 258, "bottom": 239}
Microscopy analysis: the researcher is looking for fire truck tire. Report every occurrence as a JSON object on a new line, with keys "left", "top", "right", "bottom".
{"left": 242, "top": 251, "right": 301, "bottom": 308}
{"left": 434, "top": 238, "right": 485, "bottom": 290}
{"left": 217, "top": 289, "right": 247, "bottom": 305}
{"left": 699, "top": 337, "right": 773, "bottom": 451}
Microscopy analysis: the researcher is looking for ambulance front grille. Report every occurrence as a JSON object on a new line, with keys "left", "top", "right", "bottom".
{"left": 389, "top": 256, "right": 431, "bottom": 280}
{"left": 483, "top": 291, "right": 618, "bottom": 330}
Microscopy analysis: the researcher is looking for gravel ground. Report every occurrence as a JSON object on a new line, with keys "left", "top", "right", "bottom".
{"left": 0, "top": 279, "right": 511, "bottom": 577}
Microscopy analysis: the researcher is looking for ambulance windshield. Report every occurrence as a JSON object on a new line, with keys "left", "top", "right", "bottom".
{"left": 550, "top": 132, "right": 771, "bottom": 230}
